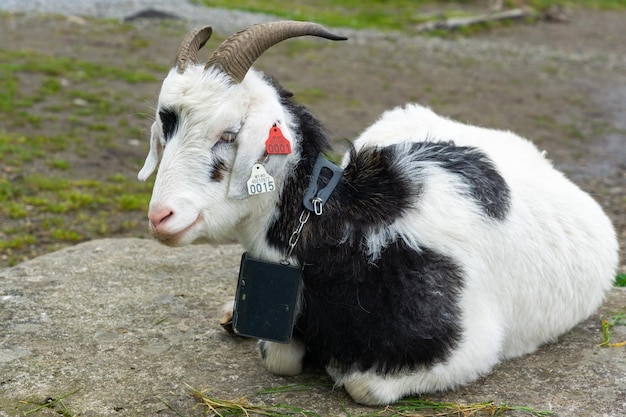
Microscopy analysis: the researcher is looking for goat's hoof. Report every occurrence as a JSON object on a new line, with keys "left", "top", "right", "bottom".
{"left": 219, "top": 312, "right": 233, "bottom": 333}
{"left": 219, "top": 300, "right": 234, "bottom": 333}
{"left": 344, "top": 375, "right": 393, "bottom": 406}
{"left": 259, "top": 340, "right": 305, "bottom": 376}
{"left": 220, "top": 316, "right": 235, "bottom": 333}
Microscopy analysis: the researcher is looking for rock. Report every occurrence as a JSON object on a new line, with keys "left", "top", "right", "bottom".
{"left": 123, "top": 8, "right": 181, "bottom": 22}
{"left": 0, "top": 238, "right": 625, "bottom": 416}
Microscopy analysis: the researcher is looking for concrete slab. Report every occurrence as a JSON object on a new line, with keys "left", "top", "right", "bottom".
{"left": 1, "top": 238, "right": 624, "bottom": 416}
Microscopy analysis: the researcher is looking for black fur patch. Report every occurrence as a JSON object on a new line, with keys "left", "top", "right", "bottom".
{"left": 262, "top": 80, "right": 495, "bottom": 373}
{"left": 263, "top": 74, "right": 335, "bottom": 248}
{"left": 295, "top": 240, "right": 464, "bottom": 373}
{"left": 408, "top": 141, "right": 511, "bottom": 220}
{"left": 285, "top": 146, "right": 418, "bottom": 252}
{"left": 209, "top": 158, "right": 226, "bottom": 182}
{"left": 159, "top": 107, "right": 178, "bottom": 142}
{"left": 267, "top": 145, "right": 463, "bottom": 372}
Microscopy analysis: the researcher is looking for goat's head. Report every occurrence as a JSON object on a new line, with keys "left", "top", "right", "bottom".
{"left": 138, "top": 21, "right": 346, "bottom": 246}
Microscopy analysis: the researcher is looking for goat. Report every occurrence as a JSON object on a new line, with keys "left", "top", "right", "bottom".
{"left": 138, "top": 21, "right": 619, "bottom": 405}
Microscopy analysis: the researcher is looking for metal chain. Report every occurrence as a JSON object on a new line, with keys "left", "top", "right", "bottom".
{"left": 281, "top": 210, "right": 311, "bottom": 265}
{"left": 279, "top": 154, "right": 342, "bottom": 265}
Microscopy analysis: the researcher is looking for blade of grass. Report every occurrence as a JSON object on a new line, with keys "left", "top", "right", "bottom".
{"left": 23, "top": 389, "right": 79, "bottom": 416}
{"left": 255, "top": 383, "right": 333, "bottom": 395}
{"left": 392, "top": 398, "right": 503, "bottom": 416}
{"left": 190, "top": 384, "right": 553, "bottom": 417}
{"left": 597, "top": 313, "right": 626, "bottom": 347}
{"left": 156, "top": 396, "right": 189, "bottom": 417}
{"left": 504, "top": 405, "right": 555, "bottom": 417}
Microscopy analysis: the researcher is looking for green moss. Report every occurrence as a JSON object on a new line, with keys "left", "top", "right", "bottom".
{"left": 49, "top": 159, "right": 70, "bottom": 170}
{"left": 108, "top": 173, "right": 128, "bottom": 183}
{"left": 40, "top": 216, "right": 65, "bottom": 230}
{"left": 1, "top": 168, "right": 155, "bottom": 267}
{"left": 0, "top": 178, "right": 14, "bottom": 199}
{"left": 0, "top": 47, "right": 159, "bottom": 132}
{"left": 116, "top": 194, "right": 150, "bottom": 211}
{"left": 0, "top": 19, "right": 166, "bottom": 268}
{"left": 50, "top": 229, "right": 83, "bottom": 242}
{"left": 5, "top": 202, "right": 29, "bottom": 219}
{"left": 0, "top": 234, "right": 37, "bottom": 251}
{"left": 41, "top": 76, "right": 63, "bottom": 94}
{"left": 0, "top": 133, "right": 45, "bottom": 163}
{"left": 0, "top": 49, "right": 157, "bottom": 83}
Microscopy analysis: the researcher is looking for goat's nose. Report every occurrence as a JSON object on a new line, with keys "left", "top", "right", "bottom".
{"left": 148, "top": 207, "right": 174, "bottom": 230}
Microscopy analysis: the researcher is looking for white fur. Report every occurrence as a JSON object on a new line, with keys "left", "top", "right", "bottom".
{"left": 260, "top": 340, "right": 307, "bottom": 376}
{"left": 328, "top": 105, "right": 618, "bottom": 404}
{"left": 140, "top": 62, "right": 618, "bottom": 405}
{"left": 140, "top": 66, "right": 298, "bottom": 262}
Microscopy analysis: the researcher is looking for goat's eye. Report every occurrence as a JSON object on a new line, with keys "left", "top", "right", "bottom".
{"left": 220, "top": 130, "right": 238, "bottom": 143}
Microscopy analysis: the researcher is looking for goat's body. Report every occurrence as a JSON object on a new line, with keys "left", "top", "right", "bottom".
{"left": 349, "top": 105, "right": 617, "bottom": 356}
{"left": 259, "top": 103, "right": 617, "bottom": 404}
{"left": 140, "top": 25, "right": 618, "bottom": 405}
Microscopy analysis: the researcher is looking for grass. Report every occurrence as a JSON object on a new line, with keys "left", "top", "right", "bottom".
{"left": 0, "top": 170, "right": 153, "bottom": 262}
{"left": 2, "top": 3, "right": 623, "bottom": 270}
{"left": 598, "top": 312, "right": 626, "bottom": 347}
{"left": 22, "top": 390, "right": 79, "bottom": 417}
{"left": 0, "top": 27, "right": 161, "bottom": 267}
{"left": 188, "top": 384, "right": 554, "bottom": 417}
{"left": 1, "top": 10, "right": 623, "bottom": 417}
{"left": 0, "top": 49, "right": 157, "bottom": 83}
{"left": 194, "top": 0, "right": 626, "bottom": 32}
{"left": 0, "top": 47, "right": 162, "bottom": 129}
{"left": 194, "top": 0, "right": 476, "bottom": 32}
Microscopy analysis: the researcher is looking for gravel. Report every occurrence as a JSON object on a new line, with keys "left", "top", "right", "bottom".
{"left": 0, "top": 0, "right": 277, "bottom": 34}
{"left": 2, "top": 0, "right": 624, "bottom": 73}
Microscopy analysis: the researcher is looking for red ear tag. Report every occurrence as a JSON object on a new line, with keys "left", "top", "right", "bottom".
{"left": 265, "top": 125, "right": 292, "bottom": 155}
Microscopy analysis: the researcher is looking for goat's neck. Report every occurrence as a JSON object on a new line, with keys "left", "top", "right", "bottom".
{"left": 243, "top": 80, "right": 334, "bottom": 262}
{"left": 264, "top": 138, "right": 333, "bottom": 262}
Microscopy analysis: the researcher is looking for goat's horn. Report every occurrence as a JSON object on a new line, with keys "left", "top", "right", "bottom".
{"left": 205, "top": 20, "right": 347, "bottom": 83}
{"left": 175, "top": 26, "right": 213, "bottom": 74}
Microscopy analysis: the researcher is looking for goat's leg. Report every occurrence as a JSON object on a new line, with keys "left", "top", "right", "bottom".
{"left": 219, "top": 300, "right": 234, "bottom": 333}
{"left": 336, "top": 306, "right": 506, "bottom": 405}
{"left": 342, "top": 372, "right": 405, "bottom": 405}
{"left": 258, "top": 339, "right": 306, "bottom": 376}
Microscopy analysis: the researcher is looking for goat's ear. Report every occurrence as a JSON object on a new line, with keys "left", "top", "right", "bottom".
{"left": 226, "top": 119, "right": 294, "bottom": 199}
{"left": 138, "top": 123, "right": 162, "bottom": 181}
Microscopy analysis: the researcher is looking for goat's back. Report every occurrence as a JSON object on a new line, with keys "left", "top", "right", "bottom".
{"left": 351, "top": 103, "right": 618, "bottom": 359}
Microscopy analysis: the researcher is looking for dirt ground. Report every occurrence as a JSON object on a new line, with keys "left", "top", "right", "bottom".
{"left": 0, "top": 8, "right": 624, "bottom": 271}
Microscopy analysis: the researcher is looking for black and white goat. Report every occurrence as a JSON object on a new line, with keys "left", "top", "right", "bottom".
{"left": 138, "top": 21, "right": 618, "bottom": 405}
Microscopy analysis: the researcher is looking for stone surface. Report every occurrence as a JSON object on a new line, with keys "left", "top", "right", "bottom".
{"left": 0, "top": 238, "right": 625, "bottom": 416}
